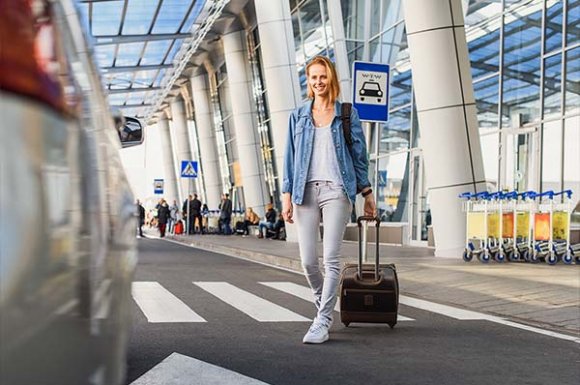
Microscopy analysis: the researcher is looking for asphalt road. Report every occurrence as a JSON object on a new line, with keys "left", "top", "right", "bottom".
{"left": 126, "top": 238, "right": 580, "bottom": 385}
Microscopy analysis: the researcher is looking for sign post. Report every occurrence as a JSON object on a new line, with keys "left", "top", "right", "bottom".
{"left": 180, "top": 161, "right": 198, "bottom": 235}
{"left": 352, "top": 61, "right": 390, "bottom": 261}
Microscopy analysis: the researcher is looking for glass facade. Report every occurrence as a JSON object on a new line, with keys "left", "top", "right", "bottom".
{"left": 247, "top": 28, "right": 280, "bottom": 208}
{"left": 283, "top": 0, "right": 579, "bottom": 232}
{"left": 210, "top": 65, "right": 235, "bottom": 204}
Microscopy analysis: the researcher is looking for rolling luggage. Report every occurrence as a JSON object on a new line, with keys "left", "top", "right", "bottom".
{"left": 339, "top": 216, "right": 399, "bottom": 328}
{"left": 174, "top": 220, "right": 184, "bottom": 235}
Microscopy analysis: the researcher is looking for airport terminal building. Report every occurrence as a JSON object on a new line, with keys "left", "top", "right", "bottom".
{"left": 84, "top": 0, "right": 580, "bottom": 255}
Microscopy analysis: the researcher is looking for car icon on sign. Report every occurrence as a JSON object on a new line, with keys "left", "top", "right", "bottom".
{"left": 359, "top": 81, "right": 383, "bottom": 102}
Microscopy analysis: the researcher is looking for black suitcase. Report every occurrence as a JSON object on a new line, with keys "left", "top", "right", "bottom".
{"left": 339, "top": 216, "right": 399, "bottom": 328}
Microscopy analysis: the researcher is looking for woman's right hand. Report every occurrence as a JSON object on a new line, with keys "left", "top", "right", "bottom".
{"left": 282, "top": 193, "right": 293, "bottom": 223}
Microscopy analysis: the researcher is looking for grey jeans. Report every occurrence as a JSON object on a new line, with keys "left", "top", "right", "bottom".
{"left": 294, "top": 181, "right": 351, "bottom": 325}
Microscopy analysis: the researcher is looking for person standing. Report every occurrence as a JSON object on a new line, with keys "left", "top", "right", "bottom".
{"left": 282, "top": 56, "right": 376, "bottom": 344}
{"left": 136, "top": 199, "right": 145, "bottom": 238}
{"left": 191, "top": 194, "right": 203, "bottom": 234}
{"left": 157, "top": 199, "right": 171, "bottom": 238}
{"left": 218, "top": 193, "right": 233, "bottom": 235}
{"left": 182, "top": 195, "right": 194, "bottom": 234}
{"left": 168, "top": 199, "right": 179, "bottom": 234}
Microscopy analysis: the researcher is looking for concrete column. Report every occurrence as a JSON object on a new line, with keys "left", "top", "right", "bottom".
{"left": 403, "top": 0, "right": 486, "bottom": 257}
{"left": 255, "top": 0, "right": 301, "bottom": 240}
{"left": 327, "top": 0, "right": 351, "bottom": 100}
{"left": 190, "top": 73, "right": 222, "bottom": 210}
{"left": 222, "top": 30, "right": 269, "bottom": 216}
{"left": 157, "top": 115, "right": 179, "bottom": 204}
{"left": 170, "top": 96, "right": 194, "bottom": 203}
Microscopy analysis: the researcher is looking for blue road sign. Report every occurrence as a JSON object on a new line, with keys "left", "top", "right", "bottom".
{"left": 378, "top": 170, "right": 388, "bottom": 187}
{"left": 352, "top": 61, "right": 390, "bottom": 122}
{"left": 180, "top": 160, "right": 198, "bottom": 178}
{"left": 154, "top": 179, "right": 164, "bottom": 194}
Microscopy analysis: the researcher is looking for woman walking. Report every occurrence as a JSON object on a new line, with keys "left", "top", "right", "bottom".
{"left": 282, "top": 56, "right": 376, "bottom": 344}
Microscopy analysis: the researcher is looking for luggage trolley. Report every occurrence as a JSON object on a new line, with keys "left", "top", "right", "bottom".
{"left": 528, "top": 190, "right": 563, "bottom": 264}
{"left": 498, "top": 191, "right": 518, "bottom": 261}
{"left": 514, "top": 191, "right": 535, "bottom": 261}
{"left": 486, "top": 191, "right": 508, "bottom": 263}
{"left": 551, "top": 190, "right": 574, "bottom": 265}
{"left": 460, "top": 191, "right": 492, "bottom": 263}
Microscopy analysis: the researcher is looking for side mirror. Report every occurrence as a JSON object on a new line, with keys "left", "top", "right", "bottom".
{"left": 117, "top": 116, "right": 144, "bottom": 148}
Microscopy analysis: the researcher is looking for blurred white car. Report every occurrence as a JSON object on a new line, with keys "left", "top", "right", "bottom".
{"left": 0, "top": 0, "right": 142, "bottom": 384}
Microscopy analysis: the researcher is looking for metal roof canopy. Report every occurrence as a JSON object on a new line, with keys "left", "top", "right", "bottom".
{"left": 78, "top": 0, "right": 229, "bottom": 119}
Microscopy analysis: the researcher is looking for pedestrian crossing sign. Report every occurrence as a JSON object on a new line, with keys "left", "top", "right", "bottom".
{"left": 180, "top": 160, "right": 198, "bottom": 178}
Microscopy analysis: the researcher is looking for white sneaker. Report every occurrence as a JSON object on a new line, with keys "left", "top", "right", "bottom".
{"left": 302, "top": 321, "right": 329, "bottom": 344}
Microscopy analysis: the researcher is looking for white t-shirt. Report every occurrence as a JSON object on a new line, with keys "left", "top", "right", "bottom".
{"left": 306, "top": 123, "right": 343, "bottom": 185}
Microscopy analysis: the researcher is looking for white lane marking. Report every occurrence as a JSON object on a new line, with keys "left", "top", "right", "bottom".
{"left": 193, "top": 282, "right": 310, "bottom": 322}
{"left": 130, "top": 352, "right": 271, "bottom": 385}
{"left": 400, "top": 295, "right": 579, "bottom": 343}
{"left": 260, "top": 281, "right": 415, "bottom": 321}
{"left": 158, "top": 238, "right": 578, "bottom": 343}
{"left": 132, "top": 282, "right": 206, "bottom": 323}
{"left": 399, "top": 295, "right": 493, "bottom": 320}
{"left": 490, "top": 319, "right": 580, "bottom": 343}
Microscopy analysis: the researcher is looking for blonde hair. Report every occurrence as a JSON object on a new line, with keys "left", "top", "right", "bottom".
{"left": 306, "top": 56, "right": 340, "bottom": 103}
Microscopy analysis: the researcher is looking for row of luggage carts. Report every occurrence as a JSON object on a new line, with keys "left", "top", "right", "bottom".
{"left": 459, "top": 189, "right": 579, "bottom": 265}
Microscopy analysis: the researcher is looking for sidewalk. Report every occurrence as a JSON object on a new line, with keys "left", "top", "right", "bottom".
{"left": 154, "top": 230, "right": 579, "bottom": 336}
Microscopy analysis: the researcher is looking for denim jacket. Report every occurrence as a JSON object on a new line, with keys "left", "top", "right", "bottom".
{"left": 282, "top": 100, "right": 371, "bottom": 205}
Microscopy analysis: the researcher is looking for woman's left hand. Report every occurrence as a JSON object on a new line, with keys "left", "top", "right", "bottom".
{"left": 363, "top": 193, "right": 376, "bottom": 217}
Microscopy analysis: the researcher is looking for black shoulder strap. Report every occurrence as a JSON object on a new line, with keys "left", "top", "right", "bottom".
{"left": 341, "top": 102, "right": 353, "bottom": 148}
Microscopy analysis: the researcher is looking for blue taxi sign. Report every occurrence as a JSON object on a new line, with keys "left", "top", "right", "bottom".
{"left": 352, "top": 61, "right": 390, "bottom": 122}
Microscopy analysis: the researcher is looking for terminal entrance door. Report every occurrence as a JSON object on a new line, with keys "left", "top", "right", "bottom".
{"left": 502, "top": 126, "right": 539, "bottom": 192}
{"left": 408, "top": 149, "right": 429, "bottom": 246}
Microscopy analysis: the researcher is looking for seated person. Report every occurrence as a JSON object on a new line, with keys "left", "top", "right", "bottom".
{"left": 270, "top": 213, "right": 286, "bottom": 240}
{"left": 239, "top": 207, "right": 260, "bottom": 236}
{"left": 258, "top": 204, "right": 277, "bottom": 239}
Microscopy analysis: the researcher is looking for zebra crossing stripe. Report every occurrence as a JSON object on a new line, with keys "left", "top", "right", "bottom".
{"left": 132, "top": 282, "right": 206, "bottom": 323}
{"left": 259, "top": 282, "right": 415, "bottom": 321}
{"left": 193, "top": 282, "right": 310, "bottom": 322}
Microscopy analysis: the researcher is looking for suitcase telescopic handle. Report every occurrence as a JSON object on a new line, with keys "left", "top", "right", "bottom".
{"left": 357, "top": 216, "right": 381, "bottom": 281}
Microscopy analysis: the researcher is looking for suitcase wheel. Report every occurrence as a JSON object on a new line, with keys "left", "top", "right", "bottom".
{"left": 388, "top": 323, "right": 395, "bottom": 329}
{"left": 343, "top": 322, "right": 350, "bottom": 327}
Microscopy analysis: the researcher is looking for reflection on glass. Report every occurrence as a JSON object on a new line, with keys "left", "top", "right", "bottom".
{"left": 541, "top": 120, "right": 563, "bottom": 192}
{"left": 502, "top": 7, "right": 542, "bottom": 126}
{"left": 347, "top": 41, "right": 364, "bottom": 63}
{"left": 468, "top": 28, "right": 500, "bottom": 80}
{"left": 565, "top": 46, "right": 580, "bottom": 114}
{"left": 370, "top": 0, "right": 382, "bottom": 38}
{"left": 465, "top": 0, "right": 502, "bottom": 25}
{"left": 374, "top": 24, "right": 405, "bottom": 65}
{"left": 545, "top": 0, "right": 563, "bottom": 54}
{"left": 389, "top": 70, "right": 412, "bottom": 110}
{"left": 480, "top": 133, "right": 499, "bottom": 186}
{"left": 376, "top": 153, "right": 407, "bottom": 222}
{"left": 293, "top": 12, "right": 303, "bottom": 65}
{"left": 342, "top": 0, "right": 365, "bottom": 40}
{"left": 563, "top": 118, "right": 580, "bottom": 193}
{"left": 474, "top": 75, "right": 499, "bottom": 129}
{"left": 381, "top": 107, "right": 410, "bottom": 153}
{"left": 566, "top": 0, "right": 580, "bottom": 45}
{"left": 543, "top": 54, "right": 562, "bottom": 118}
